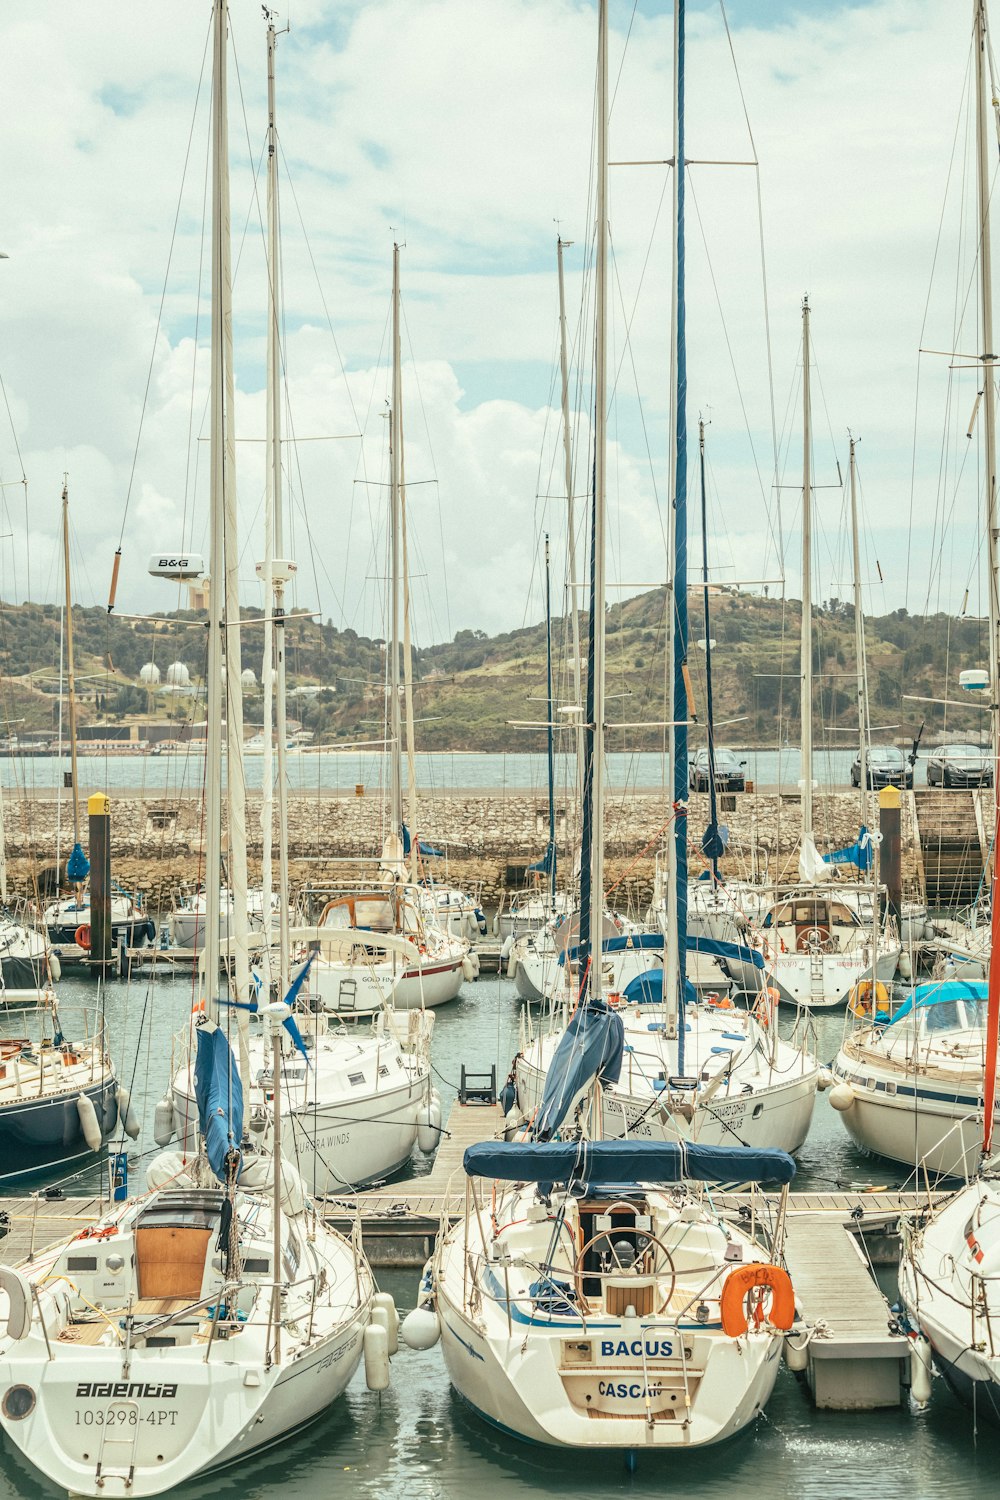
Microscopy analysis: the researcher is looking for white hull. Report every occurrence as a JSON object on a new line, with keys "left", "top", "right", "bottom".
{"left": 392, "top": 956, "right": 465, "bottom": 1009}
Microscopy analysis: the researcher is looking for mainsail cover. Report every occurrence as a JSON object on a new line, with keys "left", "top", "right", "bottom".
{"left": 465, "top": 1138, "right": 796, "bottom": 1186}
{"left": 531, "top": 1001, "right": 624, "bottom": 1142}
{"left": 194, "top": 1025, "right": 243, "bottom": 1182}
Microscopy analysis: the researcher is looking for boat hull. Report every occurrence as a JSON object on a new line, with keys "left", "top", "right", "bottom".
{"left": 0, "top": 1073, "right": 118, "bottom": 1179}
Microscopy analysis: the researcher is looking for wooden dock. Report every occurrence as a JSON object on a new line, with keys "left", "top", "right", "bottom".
{"left": 782, "top": 1210, "right": 909, "bottom": 1408}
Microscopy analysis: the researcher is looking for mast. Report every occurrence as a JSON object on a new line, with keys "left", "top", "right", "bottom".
{"left": 388, "top": 243, "right": 404, "bottom": 860}
{"left": 975, "top": 0, "right": 1000, "bottom": 1155}
{"left": 699, "top": 420, "right": 720, "bottom": 884}
{"left": 61, "top": 479, "right": 80, "bottom": 851}
{"left": 557, "top": 236, "right": 584, "bottom": 819}
{"left": 849, "top": 436, "right": 869, "bottom": 808}
{"left": 578, "top": 0, "right": 608, "bottom": 1004}
{"left": 400, "top": 369, "right": 420, "bottom": 885}
{"left": 264, "top": 12, "right": 291, "bottom": 995}
{"left": 205, "top": 0, "right": 250, "bottom": 1101}
{"left": 663, "top": 0, "right": 688, "bottom": 1049}
{"left": 800, "top": 296, "right": 814, "bottom": 844}
{"left": 544, "top": 534, "right": 557, "bottom": 907}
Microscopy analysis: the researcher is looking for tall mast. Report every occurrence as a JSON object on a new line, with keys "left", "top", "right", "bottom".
{"left": 557, "top": 235, "right": 584, "bottom": 820}
{"left": 663, "top": 0, "right": 688, "bottom": 1048}
{"left": 544, "top": 534, "right": 557, "bottom": 907}
{"left": 800, "top": 296, "right": 814, "bottom": 843}
{"left": 400, "top": 366, "right": 420, "bottom": 885}
{"left": 61, "top": 478, "right": 80, "bottom": 850}
{"left": 699, "top": 420, "right": 720, "bottom": 884}
{"left": 388, "top": 243, "right": 404, "bottom": 856}
{"left": 578, "top": 0, "right": 608, "bottom": 1004}
{"left": 975, "top": 0, "right": 1000, "bottom": 1155}
{"left": 849, "top": 436, "right": 869, "bottom": 807}
{"left": 206, "top": 0, "right": 250, "bottom": 1090}
{"left": 264, "top": 12, "right": 291, "bottom": 995}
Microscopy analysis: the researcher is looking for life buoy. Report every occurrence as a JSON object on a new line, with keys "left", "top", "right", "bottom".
{"left": 848, "top": 980, "right": 889, "bottom": 1017}
{"left": 75, "top": 924, "right": 91, "bottom": 951}
{"left": 720, "top": 1263, "right": 795, "bottom": 1337}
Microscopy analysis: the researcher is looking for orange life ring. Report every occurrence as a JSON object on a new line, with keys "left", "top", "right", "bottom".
{"left": 192, "top": 999, "right": 206, "bottom": 1015}
{"left": 720, "top": 1263, "right": 795, "bottom": 1337}
{"left": 75, "top": 924, "right": 91, "bottom": 951}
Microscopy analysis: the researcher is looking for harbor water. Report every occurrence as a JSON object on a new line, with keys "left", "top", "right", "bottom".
{"left": 2, "top": 968, "right": 999, "bottom": 1497}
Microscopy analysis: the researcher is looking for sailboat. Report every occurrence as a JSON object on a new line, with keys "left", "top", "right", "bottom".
{"left": 0, "top": 11, "right": 380, "bottom": 1492}
{"left": 508, "top": 25, "right": 819, "bottom": 1156}
{"left": 419, "top": 0, "right": 798, "bottom": 1452}
{"left": 835, "top": 0, "right": 999, "bottom": 1183}
{"left": 315, "top": 244, "right": 469, "bottom": 1016}
{"left": 167, "top": 21, "right": 434, "bottom": 1194}
{"left": 43, "top": 481, "right": 154, "bottom": 959}
{"left": 719, "top": 306, "right": 901, "bottom": 1009}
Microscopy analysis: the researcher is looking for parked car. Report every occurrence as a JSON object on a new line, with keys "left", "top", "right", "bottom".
{"left": 689, "top": 747, "right": 747, "bottom": 792}
{"left": 926, "top": 742, "right": 993, "bottom": 788}
{"left": 850, "top": 744, "right": 913, "bottom": 790}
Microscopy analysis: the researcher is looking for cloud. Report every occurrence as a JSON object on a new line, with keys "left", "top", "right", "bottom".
{"left": 0, "top": 0, "right": 986, "bottom": 659}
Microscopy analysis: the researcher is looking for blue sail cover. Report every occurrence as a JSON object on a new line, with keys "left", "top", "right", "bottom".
{"left": 558, "top": 932, "right": 665, "bottom": 966}
{"left": 532, "top": 1003, "right": 625, "bottom": 1142}
{"left": 528, "top": 844, "right": 557, "bottom": 876}
{"left": 465, "top": 1138, "right": 796, "bottom": 1186}
{"left": 822, "top": 825, "right": 874, "bottom": 872}
{"left": 689, "top": 935, "right": 766, "bottom": 971}
{"left": 194, "top": 1026, "right": 243, "bottom": 1183}
{"left": 402, "top": 824, "right": 442, "bottom": 858}
{"left": 622, "top": 968, "right": 696, "bottom": 1007}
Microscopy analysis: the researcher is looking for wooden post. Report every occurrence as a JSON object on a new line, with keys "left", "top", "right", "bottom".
{"left": 88, "top": 792, "right": 112, "bottom": 970}
{"left": 879, "top": 786, "right": 902, "bottom": 925}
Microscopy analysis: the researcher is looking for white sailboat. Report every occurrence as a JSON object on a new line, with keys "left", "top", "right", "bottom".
{"left": 167, "top": 20, "right": 434, "bottom": 1193}
{"left": 831, "top": 0, "right": 999, "bottom": 1180}
{"left": 419, "top": 0, "right": 798, "bottom": 1453}
{"left": 0, "top": 12, "right": 381, "bottom": 1492}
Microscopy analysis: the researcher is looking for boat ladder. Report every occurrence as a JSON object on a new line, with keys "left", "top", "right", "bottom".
{"left": 95, "top": 1399, "right": 140, "bottom": 1490}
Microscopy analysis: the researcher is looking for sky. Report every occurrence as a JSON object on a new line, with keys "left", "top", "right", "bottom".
{"left": 0, "top": 0, "right": 993, "bottom": 653}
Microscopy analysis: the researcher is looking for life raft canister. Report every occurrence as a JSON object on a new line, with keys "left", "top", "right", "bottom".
{"left": 719, "top": 1263, "right": 795, "bottom": 1337}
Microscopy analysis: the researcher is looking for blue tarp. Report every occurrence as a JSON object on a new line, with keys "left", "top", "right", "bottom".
{"left": 465, "top": 1138, "right": 796, "bottom": 1186}
{"left": 822, "top": 825, "right": 874, "bottom": 872}
{"left": 532, "top": 1002, "right": 625, "bottom": 1142}
{"left": 887, "top": 979, "right": 988, "bottom": 1027}
{"left": 194, "top": 1026, "right": 243, "bottom": 1183}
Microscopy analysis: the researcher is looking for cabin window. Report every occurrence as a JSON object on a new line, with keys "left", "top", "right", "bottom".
{"left": 379, "top": 1065, "right": 390, "bottom": 1077}
{"left": 348, "top": 1071, "right": 366, "bottom": 1086}
{"left": 925, "top": 1001, "right": 963, "bottom": 1033}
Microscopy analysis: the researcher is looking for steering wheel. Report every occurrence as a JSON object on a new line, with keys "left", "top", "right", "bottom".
{"left": 574, "top": 1223, "right": 677, "bottom": 1311}
{"left": 796, "top": 926, "right": 830, "bottom": 953}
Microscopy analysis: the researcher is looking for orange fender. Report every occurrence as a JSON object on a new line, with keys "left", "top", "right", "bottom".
{"left": 720, "top": 1263, "right": 795, "bottom": 1336}
{"left": 75, "top": 924, "right": 91, "bottom": 951}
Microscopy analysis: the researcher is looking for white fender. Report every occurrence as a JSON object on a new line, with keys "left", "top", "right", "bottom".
{"left": 364, "top": 1322, "right": 390, "bottom": 1390}
{"left": 76, "top": 1092, "right": 103, "bottom": 1153}
{"left": 828, "top": 1082, "right": 856, "bottom": 1113}
{"left": 48, "top": 953, "right": 62, "bottom": 982}
{"left": 416, "top": 1095, "right": 442, "bottom": 1155}
{"left": 506, "top": 954, "right": 519, "bottom": 980}
{"left": 897, "top": 951, "right": 913, "bottom": 980}
{"left": 117, "top": 1086, "right": 140, "bottom": 1140}
{"left": 817, "top": 1067, "right": 835, "bottom": 1092}
{"left": 784, "top": 1327, "right": 810, "bottom": 1372}
{"left": 910, "top": 1334, "right": 932, "bottom": 1406}
{"left": 461, "top": 955, "right": 475, "bottom": 983}
{"left": 0, "top": 1265, "right": 32, "bottom": 1340}
{"left": 153, "top": 1095, "right": 176, "bottom": 1148}
{"left": 400, "top": 1304, "right": 441, "bottom": 1350}
{"left": 372, "top": 1291, "right": 399, "bottom": 1355}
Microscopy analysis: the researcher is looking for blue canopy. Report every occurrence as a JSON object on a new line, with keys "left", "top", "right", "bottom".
{"left": 887, "top": 978, "right": 987, "bottom": 1027}
{"left": 465, "top": 1138, "right": 796, "bottom": 1186}
{"left": 532, "top": 1002, "right": 624, "bottom": 1142}
{"left": 622, "top": 968, "right": 697, "bottom": 1007}
{"left": 194, "top": 1026, "right": 243, "bottom": 1183}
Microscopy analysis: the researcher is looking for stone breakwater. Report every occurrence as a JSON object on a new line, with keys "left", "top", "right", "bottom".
{"left": 3, "top": 788, "right": 925, "bottom": 910}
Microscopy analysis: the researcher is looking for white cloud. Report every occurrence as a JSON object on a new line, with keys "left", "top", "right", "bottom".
{"left": 0, "top": 0, "right": 987, "bottom": 654}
